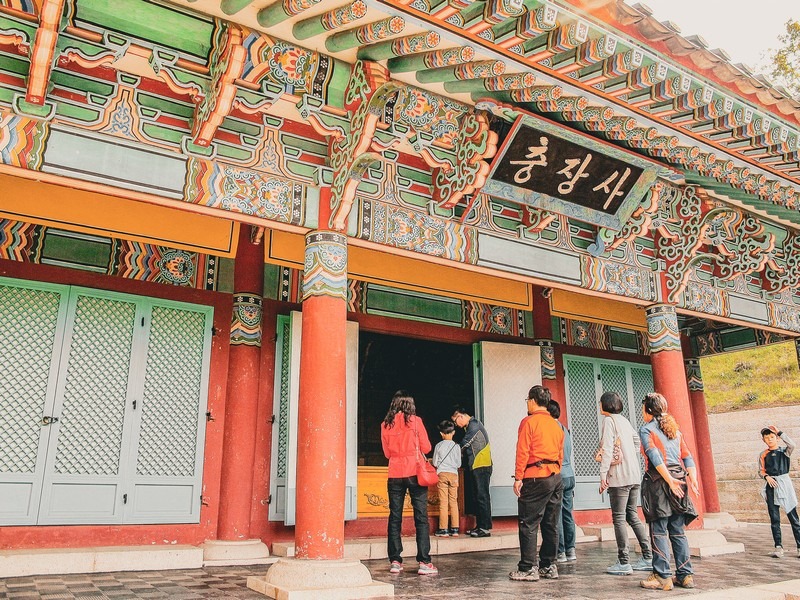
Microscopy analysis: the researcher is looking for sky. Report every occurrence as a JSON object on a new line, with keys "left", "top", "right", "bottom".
{"left": 637, "top": 0, "right": 798, "bottom": 71}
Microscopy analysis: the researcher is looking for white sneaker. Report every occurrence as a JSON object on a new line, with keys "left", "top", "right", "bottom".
{"left": 418, "top": 562, "right": 438, "bottom": 575}
{"left": 772, "top": 546, "right": 784, "bottom": 558}
{"left": 556, "top": 552, "right": 567, "bottom": 563}
{"left": 389, "top": 560, "right": 403, "bottom": 573}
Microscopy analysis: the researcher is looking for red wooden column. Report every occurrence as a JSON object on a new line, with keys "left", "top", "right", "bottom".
{"left": 294, "top": 227, "right": 348, "bottom": 559}
{"left": 645, "top": 304, "right": 702, "bottom": 512}
{"left": 685, "top": 358, "right": 721, "bottom": 513}
{"left": 216, "top": 226, "right": 266, "bottom": 544}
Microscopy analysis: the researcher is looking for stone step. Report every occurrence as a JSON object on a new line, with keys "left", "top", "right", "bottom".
{"left": 0, "top": 545, "right": 203, "bottom": 578}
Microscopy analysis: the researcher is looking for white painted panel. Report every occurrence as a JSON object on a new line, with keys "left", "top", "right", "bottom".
{"left": 477, "top": 233, "right": 582, "bottom": 284}
{"left": 284, "top": 312, "right": 303, "bottom": 526}
{"left": 477, "top": 342, "right": 541, "bottom": 516}
{"left": 345, "top": 320, "right": 359, "bottom": 521}
{"left": 0, "top": 482, "right": 35, "bottom": 518}
{"left": 46, "top": 483, "right": 118, "bottom": 518}
{"left": 728, "top": 293, "right": 769, "bottom": 325}
{"left": 130, "top": 484, "right": 195, "bottom": 518}
{"left": 43, "top": 128, "right": 187, "bottom": 198}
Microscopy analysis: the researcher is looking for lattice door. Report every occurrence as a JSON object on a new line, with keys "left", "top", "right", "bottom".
{"left": 564, "top": 356, "right": 606, "bottom": 509}
{"left": 126, "top": 301, "right": 212, "bottom": 523}
{"left": 38, "top": 290, "right": 139, "bottom": 524}
{"left": 0, "top": 280, "right": 68, "bottom": 525}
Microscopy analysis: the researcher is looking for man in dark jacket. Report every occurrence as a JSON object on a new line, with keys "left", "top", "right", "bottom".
{"left": 452, "top": 406, "right": 493, "bottom": 537}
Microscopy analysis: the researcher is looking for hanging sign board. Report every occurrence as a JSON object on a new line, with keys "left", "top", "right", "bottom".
{"left": 481, "top": 112, "right": 661, "bottom": 230}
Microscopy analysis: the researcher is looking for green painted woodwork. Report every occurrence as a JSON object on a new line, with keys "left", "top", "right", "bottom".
{"left": 0, "top": 14, "right": 37, "bottom": 42}
{"left": 0, "top": 87, "right": 16, "bottom": 104}
{"left": 280, "top": 134, "right": 327, "bottom": 157}
{"left": 398, "top": 190, "right": 431, "bottom": 209}
{"left": 0, "top": 54, "right": 30, "bottom": 77}
{"left": 284, "top": 160, "right": 318, "bottom": 180}
{"left": 609, "top": 328, "right": 639, "bottom": 352}
{"left": 74, "top": 0, "right": 213, "bottom": 59}
{"left": 51, "top": 70, "right": 115, "bottom": 97}
{"left": 136, "top": 93, "right": 195, "bottom": 120}
{"left": 54, "top": 102, "right": 101, "bottom": 122}
{"left": 396, "top": 165, "right": 432, "bottom": 185}
{"left": 366, "top": 286, "right": 463, "bottom": 325}
{"left": 216, "top": 143, "right": 252, "bottom": 162}
{"left": 719, "top": 327, "right": 758, "bottom": 350}
{"left": 551, "top": 317, "right": 562, "bottom": 343}
{"left": 141, "top": 123, "right": 184, "bottom": 145}
{"left": 41, "top": 232, "right": 111, "bottom": 272}
{"left": 220, "top": 0, "right": 253, "bottom": 15}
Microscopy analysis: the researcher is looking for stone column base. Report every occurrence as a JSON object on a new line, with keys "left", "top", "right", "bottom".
{"left": 685, "top": 529, "right": 745, "bottom": 557}
{"left": 201, "top": 539, "right": 272, "bottom": 566}
{"left": 702, "top": 512, "right": 745, "bottom": 529}
{"left": 247, "top": 557, "right": 394, "bottom": 599}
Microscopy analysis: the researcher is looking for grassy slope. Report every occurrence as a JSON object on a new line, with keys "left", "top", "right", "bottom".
{"left": 700, "top": 341, "right": 800, "bottom": 413}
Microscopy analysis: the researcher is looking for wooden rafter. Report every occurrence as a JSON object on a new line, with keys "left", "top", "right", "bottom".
{"left": 25, "top": 0, "right": 64, "bottom": 105}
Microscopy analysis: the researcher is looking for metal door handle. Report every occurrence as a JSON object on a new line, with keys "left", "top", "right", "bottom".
{"left": 42, "top": 416, "right": 59, "bottom": 425}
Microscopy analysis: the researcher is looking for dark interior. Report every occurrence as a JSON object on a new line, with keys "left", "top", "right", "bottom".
{"left": 357, "top": 331, "right": 475, "bottom": 466}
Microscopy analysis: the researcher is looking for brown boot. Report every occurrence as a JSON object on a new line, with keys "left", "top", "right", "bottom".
{"left": 673, "top": 574, "right": 694, "bottom": 588}
{"left": 640, "top": 573, "right": 674, "bottom": 590}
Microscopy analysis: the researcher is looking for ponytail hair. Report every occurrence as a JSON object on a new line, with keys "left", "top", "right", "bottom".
{"left": 383, "top": 390, "right": 416, "bottom": 428}
{"left": 643, "top": 392, "right": 679, "bottom": 440}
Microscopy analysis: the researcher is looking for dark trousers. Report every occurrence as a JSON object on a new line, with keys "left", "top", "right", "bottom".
{"left": 608, "top": 484, "right": 651, "bottom": 563}
{"left": 766, "top": 485, "right": 800, "bottom": 548}
{"left": 387, "top": 476, "right": 431, "bottom": 564}
{"left": 517, "top": 473, "right": 563, "bottom": 571}
{"left": 558, "top": 475, "right": 576, "bottom": 553}
{"left": 650, "top": 513, "right": 691, "bottom": 579}
{"left": 472, "top": 466, "right": 493, "bottom": 530}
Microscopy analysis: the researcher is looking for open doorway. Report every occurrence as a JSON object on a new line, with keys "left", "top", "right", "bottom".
{"left": 357, "top": 331, "right": 475, "bottom": 466}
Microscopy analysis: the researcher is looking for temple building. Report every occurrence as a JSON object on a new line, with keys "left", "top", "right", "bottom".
{"left": 1, "top": 0, "right": 799, "bottom": 597}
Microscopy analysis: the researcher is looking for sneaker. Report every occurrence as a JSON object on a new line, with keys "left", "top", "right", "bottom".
{"left": 797, "top": 547, "right": 800, "bottom": 558}
{"left": 640, "top": 573, "right": 673, "bottom": 590}
{"left": 389, "top": 560, "right": 403, "bottom": 574}
{"left": 509, "top": 567, "right": 539, "bottom": 581}
{"left": 417, "top": 562, "right": 438, "bottom": 575}
{"left": 538, "top": 564, "right": 558, "bottom": 579}
{"left": 449, "top": 527, "right": 459, "bottom": 537}
{"left": 565, "top": 548, "right": 577, "bottom": 562}
{"left": 772, "top": 546, "right": 784, "bottom": 558}
{"left": 673, "top": 574, "right": 695, "bottom": 589}
{"left": 631, "top": 557, "right": 653, "bottom": 571}
{"left": 469, "top": 528, "right": 491, "bottom": 537}
{"left": 434, "top": 528, "right": 450, "bottom": 537}
{"left": 556, "top": 552, "right": 567, "bottom": 563}
{"left": 606, "top": 561, "right": 633, "bottom": 576}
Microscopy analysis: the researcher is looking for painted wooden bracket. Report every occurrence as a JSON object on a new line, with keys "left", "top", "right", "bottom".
{"left": 191, "top": 22, "right": 247, "bottom": 148}
{"left": 25, "top": 0, "right": 65, "bottom": 107}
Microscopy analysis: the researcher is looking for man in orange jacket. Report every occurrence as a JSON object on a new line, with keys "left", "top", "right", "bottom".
{"left": 509, "top": 385, "right": 564, "bottom": 583}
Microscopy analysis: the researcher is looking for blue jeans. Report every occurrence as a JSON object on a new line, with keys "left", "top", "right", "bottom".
{"left": 471, "top": 466, "right": 493, "bottom": 530}
{"left": 387, "top": 476, "right": 431, "bottom": 564}
{"left": 650, "top": 513, "right": 692, "bottom": 579}
{"left": 558, "top": 475, "right": 576, "bottom": 553}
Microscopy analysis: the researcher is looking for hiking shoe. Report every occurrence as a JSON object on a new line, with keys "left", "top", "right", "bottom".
{"left": 640, "top": 573, "right": 673, "bottom": 590}
{"left": 673, "top": 574, "right": 695, "bottom": 589}
{"left": 606, "top": 561, "right": 633, "bottom": 575}
{"left": 538, "top": 564, "right": 558, "bottom": 579}
{"left": 772, "top": 546, "right": 784, "bottom": 558}
{"left": 469, "top": 528, "right": 491, "bottom": 537}
{"left": 449, "top": 527, "right": 459, "bottom": 537}
{"left": 556, "top": 552, "right": 567, "bottom": 563}
{"left": 434, "top": 528, "right": 450, "bottom": 537}
{"left": 389, "top": 561, "right": 403, "bottom": 574}
{"left": 417, "top": 562, "right": 438, "bottom": 575}
{"left": 565, "top": 548, "right": 577, "bottom": 562}
{"left": 631, "top": 557, "right": 653, "bottom": 571}
{"left": 509, "top": 568, "right": 539, "bottom": 581}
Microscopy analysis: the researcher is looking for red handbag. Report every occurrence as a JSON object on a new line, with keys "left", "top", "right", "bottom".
{"left": 415, "top": 425, "right": 439, "bottom": 487}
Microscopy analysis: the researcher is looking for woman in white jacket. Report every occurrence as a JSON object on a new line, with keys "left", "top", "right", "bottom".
{"left": 598, "top": 391, "right": 653, "bottom": 575}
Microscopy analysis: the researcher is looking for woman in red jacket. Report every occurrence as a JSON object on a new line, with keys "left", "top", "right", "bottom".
{"left": 381, "top": 390, "right": 438, "bottom": 576}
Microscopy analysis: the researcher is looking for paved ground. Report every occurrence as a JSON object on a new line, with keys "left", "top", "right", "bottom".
{"left": 1, "top": 523, "right": 799, "bottom": 599}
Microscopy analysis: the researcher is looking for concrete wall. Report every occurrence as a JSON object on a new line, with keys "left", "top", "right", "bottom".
{"left": 709, "top": 405, "right": 800, "bottom": 522}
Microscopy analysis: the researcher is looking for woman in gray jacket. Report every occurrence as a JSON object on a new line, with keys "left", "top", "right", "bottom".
{"left": 598, "top": 391, "right": 653, "bottom": 575}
